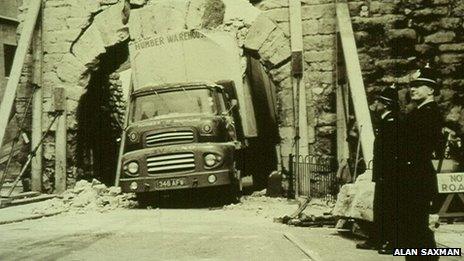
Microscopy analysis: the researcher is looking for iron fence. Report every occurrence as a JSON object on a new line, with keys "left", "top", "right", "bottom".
{"left": 289, "top": 154, "right": 337, "bottom": 199}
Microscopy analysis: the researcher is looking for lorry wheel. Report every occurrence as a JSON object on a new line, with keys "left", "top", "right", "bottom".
{"left": 227, "top": 174, "right": 242, "bottom": 204}
{"left": 136, "top": 192, "right": 156, "bottom": 208}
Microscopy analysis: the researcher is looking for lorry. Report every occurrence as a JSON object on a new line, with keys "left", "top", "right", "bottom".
{"left": 117, "top": 30, "right": 258, "bottom": 204}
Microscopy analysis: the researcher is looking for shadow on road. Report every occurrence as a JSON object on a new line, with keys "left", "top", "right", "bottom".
{"left": 136, "top": 184, "right": 256, "bottom": 209}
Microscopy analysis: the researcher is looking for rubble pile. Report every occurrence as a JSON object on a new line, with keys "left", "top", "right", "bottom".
{"left": 224, "top": 190, "right": 335, "bottom": 225}
{"left": 32, "top": 179, "right": 136, "bottom": 215}
{"left": 223, "top": 190, "right": 292, "bottom": 219}
{"left": 275, "top": 198, "right": 336, "bottom": 227}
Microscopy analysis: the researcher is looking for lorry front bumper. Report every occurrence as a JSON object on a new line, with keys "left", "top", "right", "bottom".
{"left": 119, "top": 169, "right": 232, "bottom": 192}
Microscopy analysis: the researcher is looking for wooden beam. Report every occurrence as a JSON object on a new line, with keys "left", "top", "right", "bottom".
{"left": 336, "top": 2, "right": 375, "bottom": 164}
{"left": 336, "top": 84, "right": 349, "bottom": 162}
{"left": 31, "top": 11, "right": 43, "bottom": 192}
{"left": 54, "top": 88, "right": 67, "bottom": 193}
{"left": 0, "top": 0, "right": 41, "bottom": 149}
{"left": 289, "top": 0, "right": 310, "bottom": 157}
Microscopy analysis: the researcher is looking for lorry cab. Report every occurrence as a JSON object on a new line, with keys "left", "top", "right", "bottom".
{"left": 118, "top": 82, "right": 242, "bottom": 201}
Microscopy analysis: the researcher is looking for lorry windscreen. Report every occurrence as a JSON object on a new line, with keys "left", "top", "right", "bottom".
{"left": 132, "top": 88, "right": 217, "bottom": 122}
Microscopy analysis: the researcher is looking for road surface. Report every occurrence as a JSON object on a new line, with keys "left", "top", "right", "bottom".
{"left": 0, "top": 195, "right": 461, "bottom": 261}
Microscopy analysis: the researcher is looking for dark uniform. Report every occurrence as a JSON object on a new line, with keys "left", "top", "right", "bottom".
{"left": 372, "top": 110, "right": 400, "bottom": 248}
{"left": 399, "top": 101, "right": 441, "bottom": 250}
{"left": 398, "top": 65, "right": 442, "bottom": 260}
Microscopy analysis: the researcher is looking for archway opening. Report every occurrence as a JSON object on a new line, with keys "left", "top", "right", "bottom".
{"left": 76, "top": 40, "right": 129, "bottom": 186}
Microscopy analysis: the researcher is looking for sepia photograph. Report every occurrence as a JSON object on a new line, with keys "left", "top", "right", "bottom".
{"left": 0, "top": 0, "right": 463, "bottom": 260}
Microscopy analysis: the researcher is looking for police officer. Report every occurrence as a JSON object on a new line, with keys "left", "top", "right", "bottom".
{"left": 399, "top": 64, "right": 442, "bottom": 260}
{"left": 356, "top": 84, "right": 400, "bottom": 253}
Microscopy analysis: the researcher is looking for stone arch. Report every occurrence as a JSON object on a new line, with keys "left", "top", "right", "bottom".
{"left": 58, "top": 0, "right": 293, "bottom": 186}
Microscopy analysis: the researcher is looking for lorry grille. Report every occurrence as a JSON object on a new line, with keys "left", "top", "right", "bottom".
{"left": 146, "top": 153, "right": 195, "bottom": 174}
{"left": 145, "top": 130, "right": 194, "bottom": 146}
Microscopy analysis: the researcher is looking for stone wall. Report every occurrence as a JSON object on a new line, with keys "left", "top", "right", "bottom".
{"left": 17, "top": 0, "right": 464, "bottom": 191}
{"left": 347, "top": 0, "right": 464, "bottom": 132}
{"left": 253, "top": 0, "right": 337, "bottom": 160}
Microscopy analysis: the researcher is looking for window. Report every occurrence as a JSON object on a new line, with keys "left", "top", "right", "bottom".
{"left": 4, "top": 44, "right": 16, "bottom": 77}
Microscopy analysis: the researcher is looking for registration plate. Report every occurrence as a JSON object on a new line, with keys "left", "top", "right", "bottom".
{"left": 157, "top": 178, "right": 187, "bottom": 188}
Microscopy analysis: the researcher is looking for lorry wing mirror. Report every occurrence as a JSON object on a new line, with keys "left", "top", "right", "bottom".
{"left": 223, "top": 99, "right": 238, "bottom": 115}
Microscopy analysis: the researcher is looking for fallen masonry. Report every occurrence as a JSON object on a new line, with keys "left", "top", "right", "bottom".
{"left": 31, "top": 179, "right": 137, "bottom": 216}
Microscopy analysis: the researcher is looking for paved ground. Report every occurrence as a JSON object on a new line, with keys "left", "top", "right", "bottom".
{"left": 0, "top": 195, "right": 462, "bottom": 261}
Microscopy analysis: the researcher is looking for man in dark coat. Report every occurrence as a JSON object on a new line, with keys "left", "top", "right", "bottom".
{"left": 356, "top": 84, "right": 400, "bottom": 253}
{"left": 399, "top": 64, "right": 442, "bottom": 260}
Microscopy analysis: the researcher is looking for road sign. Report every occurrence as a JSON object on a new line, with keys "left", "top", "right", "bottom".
{"left": 437, "top": 172, "right": 464, "bottom": 194}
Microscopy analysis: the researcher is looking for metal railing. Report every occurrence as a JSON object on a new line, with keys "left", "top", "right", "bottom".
{"left": 289, "top": 154, "right": 337, "bottom": 199}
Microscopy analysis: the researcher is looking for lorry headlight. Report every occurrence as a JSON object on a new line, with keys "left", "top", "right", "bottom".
{"left": 201, "top": 124, "right": 212, "bottom": 134}
{"left": 130, "top": 182, "right": 138, "bottom": 191}
{"left": 204, "top": 153, "right": 217, "bottom": 167}
{"left": 207, "top": 174, "right": 217, "bottom": 184}
{"left": 127, "top": 161, "right": 139, "bottom": 174}
{"left": 128, "top": 132, "right": 138, "bottom": 142}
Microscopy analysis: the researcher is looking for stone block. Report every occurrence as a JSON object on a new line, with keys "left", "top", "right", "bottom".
{"left": 71, "top": 26, "right": 106, "bottom": 68}
{"left": 301, "top": 4, "right": 335, "bottom": 19}
{"left": 424, "top": 31, "right": 455, "bottom": 44}
{"left": 351, "top": 15, "right": 404, "bottom": 31}
{"left": 44, "top": 43, "right": 71, "bottom": 54}
{"left": 439, "top": 53, "right": 464, "bottom": 64}
{"left": 245, "top": 14, "right": 277, "bottom": 51}
{"left": 374, "top": 59, "right": 412, "bottom": 71}
{"left": 358, "top": 53, "right": 375, "bottom": 71}
{"left": 66, "top": 18, "right": 88, "bottom": 29}
{"left": 278, "top": 127, "right": 294, "bottom": 156}
{"left": 185, "top": 0, "right": 208, "bottom": 29}
{"left": 45, "top": 1, "right": 71, "bottom": 8}
{"left": 93, "top": 1, "right": 130, "bottom": 47}
{"left": 413, "top": 7, "right": 448, "bottom": 16}
{"left": 415, "top": 44, "right": 433, "bottom": 55}
{"left": 445, "top": 106, "right": 462, "bottom": 123}
{"left": 307, "top": 61, "right": 333, "bottom": 71}
{"left": 439, "top": 43, "right": 464, "bottom": 52}
{"left": 347, "top": 1, "right": 364, "bottom": 16}
{"left": 387, "top": 28, "right": 416, "bottom": 41}
{"left": 306, "top": 71, "right": 334, "bottom": 84}
{"left": 303, "top": 35, "right": 335, "bottom": 50}
{"left": 304, "top": 50, "right": 334, "bottom": 63}
{"left": 257, "top": 0, "right": 287, "bottom": 11}
{"left": 269, "top": 62, "right": 291, "bottom": 83}
{"left": 439, "top": 18, "right": 462, "bottom": 30}
{"left": 317, "top": 126, "right": 336, "bottom": 136}
{"left": 43, "top": 16, "right": 67, "bottom": 31}
{"left": 43, "top": 53, "right": 64, "bottom": 71}
{"left": 312, "top": 137, "right": 333, "bottom": 155}
{"left": 43, "top": 142, "right": 55, "bottom": 161}
{"left": 368, "top": 1, "right": 397, "bottom": 15}
{"left": 42, "top": 72, "right": 62, "bottom": 91}
{"left": 451, "top": 2, "right": 464, "bottom": 16}
{"left": 278, "top": 88, "right": 293, "bottom": 109}
{"left": 56, "top": 54, "right": 88, "bottom": 84}
{"left": 333, "top": 180, "right": 375, "bottom": 221}
{"left": 130, "top": 0, "right": 147, "bottom": 6}
{"left": 43, "top": 7, "right": 70, "bottom": 22}
{"left": 317, "top": 112, "right": 336, "bottom": 126}
{"left": 101, "top": 0, "right": 119, "bottom": 5}
{"left": 263, "top": 8, "right": 288, "bottom": 22}
{"left": 302, "top": 20, "right": 318, "bottom": 35}
{"left": 46, "top": 29, "right": 81, "bottom": 44}
{"left": 318, "top": 17, "right": 335, "bottom": 35}
{"left": 258, "top": 27, "right": 291, "bottom": 67}
{"left": 222, "top": 0, "right": 260, "bottom": 25}
{"left": 280, "top": 108, "right": 294, "bottom": 127}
